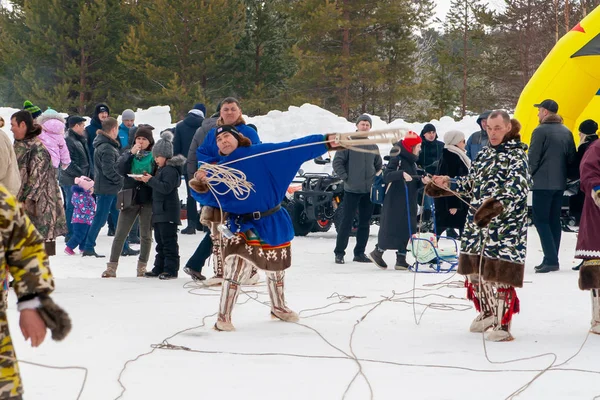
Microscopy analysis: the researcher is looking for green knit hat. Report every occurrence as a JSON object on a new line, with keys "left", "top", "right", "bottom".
{"left": 23, "top": 100, "right": 42, "bottom": 119}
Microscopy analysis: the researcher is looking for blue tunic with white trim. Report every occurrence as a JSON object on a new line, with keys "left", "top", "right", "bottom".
{"left": 192, "top": 135, "right": 329, "bottom": 246}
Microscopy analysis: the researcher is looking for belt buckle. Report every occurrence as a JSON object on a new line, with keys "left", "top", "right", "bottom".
{"left": 252, "top": 211, "right": 261, "bottom": 220}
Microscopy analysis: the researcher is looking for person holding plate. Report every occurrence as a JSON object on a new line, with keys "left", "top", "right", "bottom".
{"left": 101, "top": 126, "right": 156, "bottom": 278}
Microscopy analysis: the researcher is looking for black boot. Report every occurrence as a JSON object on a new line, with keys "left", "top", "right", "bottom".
{"left": 334, "top": 254, "right": 345, "bottom": 264}
{"left": 353, "top": 254, "right": 372, "bottom": 263}
{"left": 181, "top": 226, "right": 196, "bottom": 235}
{"left": 368, "top": 247, "right": 387, "bottom": 269}
{"left": 121, "top": 247, "right": 140, "bottom": 257}
{"left": 395, "top": 252, "right": 410, "bottom": 270}
{"left": 82, "top": 250, "right": 105, "bottom": 258}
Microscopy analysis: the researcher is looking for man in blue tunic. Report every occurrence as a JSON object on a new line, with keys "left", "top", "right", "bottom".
{"left": 191, "top": 125, "right": 340, "bottom": 331}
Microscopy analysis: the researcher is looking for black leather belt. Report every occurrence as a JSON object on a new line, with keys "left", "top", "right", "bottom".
{"left": 237, "top": 204, "right": 281, "bottom": 222}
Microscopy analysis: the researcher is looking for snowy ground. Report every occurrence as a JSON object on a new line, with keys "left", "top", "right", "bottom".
{"left": 2, "top": 104, "right": 593, "bottom": 399}
{"left": 7, "top": 225, "right": 600, "bottom": 400}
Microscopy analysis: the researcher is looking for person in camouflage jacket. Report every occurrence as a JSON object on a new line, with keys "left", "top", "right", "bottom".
{"left": 0, "top": 184, "right": 71, "bottom": 399}
{"left": 429, "top": 110, "right": 530, "bottom": 342}
{"left": 10, "top": 111, "right": 67, "bottom": 243}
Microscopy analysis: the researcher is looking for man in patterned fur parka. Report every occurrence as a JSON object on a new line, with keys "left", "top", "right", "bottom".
{"left": 0, "top": 184, "right": 71, "bottom": 399}
{"left": 575, "top": 139, "right": 600, "bottom": 334}
{"left": 190, "top": 125, "right": 341, "bottom": 331}
{"left": 429, "top": 110, "right": 530, "bottom": 342}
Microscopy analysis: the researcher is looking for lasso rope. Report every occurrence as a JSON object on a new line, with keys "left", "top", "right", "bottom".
{"left": 197, "top": 163, "right": 255, "bottom": 200}
{"left": 195, "top": 127, "right": 408, "bottom": 202}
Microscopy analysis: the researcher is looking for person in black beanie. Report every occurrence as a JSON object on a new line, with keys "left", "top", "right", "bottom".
{"left": 571, "top": 119, "right": 598, "bottom": 266}
{"left": 59, "top": 115, "right": 92, "bottom": 241}
{"left": 418, "top": 123, "right": 444, "bottom": 223}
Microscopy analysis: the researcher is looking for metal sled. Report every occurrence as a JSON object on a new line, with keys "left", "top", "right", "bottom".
{"left": 406, "top": 185, "right": 459, "bottom": 273}
{"left": 407, "top": 234, "right": 459, "bottom": 273}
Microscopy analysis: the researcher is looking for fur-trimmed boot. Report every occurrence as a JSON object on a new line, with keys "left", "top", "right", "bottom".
{"left": 215, "top": 256, "right": 252, "bottom": 332}
{"left": 204, "top": 234, "right": 225, "bottom": 286}
{"left": 486, "top": 285, "right": 519, "bottom": 342}
{"left": 590, "top": 289, "right": 600, "bottom": 334}
{"left": 266, "top": 271, "right": 299, "bottom": 322}
{"left": 101, "top": 262, "right": 118, "bottom": 278}
{"left": 136, "top": 261, "right": 147, "bottom": 277}
{"left": 466, "top": 276, "right": 495, "bottom": 333}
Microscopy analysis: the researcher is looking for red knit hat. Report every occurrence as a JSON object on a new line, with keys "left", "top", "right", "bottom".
{"left": 401, "top": 131, "right": 422, "bottom": 153}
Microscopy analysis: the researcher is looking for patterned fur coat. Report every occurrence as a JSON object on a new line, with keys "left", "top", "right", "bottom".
{"left": 453, "top": 139, "right": 530, "bottom": 287}
{"left": 13, "top": 137, "right": 67, "bottom": 240}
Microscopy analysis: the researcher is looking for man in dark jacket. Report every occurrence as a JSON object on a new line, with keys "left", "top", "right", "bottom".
{"left": 417, "top": 123, "right": 445, "bottom": 222}
{"left": 86, "top": 103, "right": 119, "bottom": 235}
{"left": 530, "top": 99, "right": 577, "bottom": 273}
{"left": 187, "top": 103, "right": 221, "bottom": 179}
{"left": 85, "top": 103, "right": 110, "bottom": 160}
{"left": 82, "top": 118, "right": 124, "bottom": 257}
{"left": 175, "top": 109, "right": 204, "bottom": 234}
{"left": 466, "top": 110, "right": 492, "bottom": 161}
{"left": 332, "top": 114, "right": 382, "bottom": 264}
{"left": 59, "top": 116, "right": 92, "bottom": 241}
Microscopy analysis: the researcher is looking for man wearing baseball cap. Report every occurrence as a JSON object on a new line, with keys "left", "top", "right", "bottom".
{"left": 529, "top": 99, "right": 576, "bottom": 273}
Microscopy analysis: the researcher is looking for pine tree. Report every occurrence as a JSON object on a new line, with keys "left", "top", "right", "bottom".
{"left": 118, "top": 0, "right": 245, "bottom": 119}
{"left": 217, "top": 0, "right": 298, "bottom": 115}
{"left": 444, "top": 0, "right": 491, "bottom": 117}
{"left": 0, "top": 0, "right": 128, "bottom": 114}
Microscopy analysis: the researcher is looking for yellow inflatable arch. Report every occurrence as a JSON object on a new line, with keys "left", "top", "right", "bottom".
{"left": 514, "top": 5, "right": 600, "bottom": 145}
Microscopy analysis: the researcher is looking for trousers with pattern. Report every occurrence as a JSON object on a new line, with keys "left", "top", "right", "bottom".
{"left": 0, "top": 310, "right": 23, "bottom": 400}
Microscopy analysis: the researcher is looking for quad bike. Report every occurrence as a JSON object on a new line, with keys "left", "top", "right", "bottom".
{"left": 284, "top": 156, "right": 382, "bottom": 237}
{"left": 283, "top": 162, "right": 344, "bottom": 236}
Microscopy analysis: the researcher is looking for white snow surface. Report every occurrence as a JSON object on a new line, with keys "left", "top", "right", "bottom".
{"left": 8, "top": 228, "right": 596, "bottom": 400}
{"left": 3, "top": 104, "right": 593, "bottom": 399}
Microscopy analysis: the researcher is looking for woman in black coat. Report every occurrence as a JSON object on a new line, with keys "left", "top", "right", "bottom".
{"left": 570, "top": 119, "right": 598, "bottom": 226}
{"left": 434, "top": 130, "right": 471, "bottom": 237}
{"left": 369, "top": 132, "right": 430, "bottom": 270}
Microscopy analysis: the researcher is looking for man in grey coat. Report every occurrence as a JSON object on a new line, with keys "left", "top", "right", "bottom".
{"left": 529, "top": 99, "right": 576, "bottom": 273}
{"left": 332, "top": 114, "right": 382, "bottom": 264}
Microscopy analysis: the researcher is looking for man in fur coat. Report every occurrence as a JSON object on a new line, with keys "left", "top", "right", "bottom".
{"left": 190, "top": 125, "right": 341, "bottom": 331}
{"left": 575, "top": 139, "right": 600, "bottom": 333}
{"left": 430, "top": 111, "right": 530, "bottom": 342}
{"left": 0, "top": 184, "right": 71, "bottom": 399}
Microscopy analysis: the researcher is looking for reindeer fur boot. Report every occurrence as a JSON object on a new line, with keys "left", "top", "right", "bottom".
{"left": 215, "top": 256, "right": 252, "bottom": 332}
{"left": 204, "top": 234, "right": 225, "bottom": 286}
{"left": 486, "top": 285, "right": 519, "bottom": 342}
{"left": 466, "top": 276, "right": 496, "bottom": 333}
{"left": 590, "top": 289, "right": 600, "bottom": 334}
{"left": 267, "top": 271, "right": 299, "bottom": 322}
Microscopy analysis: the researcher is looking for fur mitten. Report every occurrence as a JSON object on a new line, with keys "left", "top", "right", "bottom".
{"left": 592, "top": 188, "right": 600, "bottom": 208}
{"left": 424, "top": 182, "right": 454, "bottom": 198}
{"left": 473, "top": 198, "right": 504, "bottom": 228}
{"left": 200, "top": 206, "right": 221, "bottom": 227}
{"left": 37, "top": 295, "right": 72, "bottom": 341}
{"left": 189, "top": 177, "right": 209, "bottom": 193}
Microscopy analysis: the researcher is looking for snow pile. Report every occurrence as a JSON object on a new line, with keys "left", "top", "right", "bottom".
{"left": 2, "top": 103, "right": 481, "bottom": 146}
